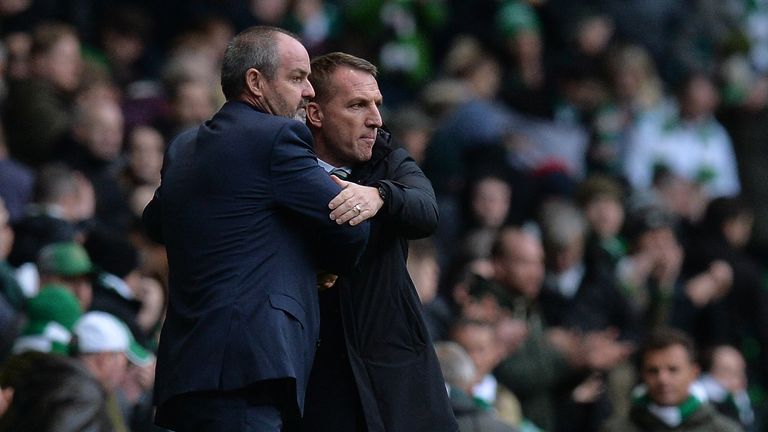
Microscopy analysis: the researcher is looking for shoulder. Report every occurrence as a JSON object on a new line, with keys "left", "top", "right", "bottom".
{"left": 164, "top": 128, "right": 198, "bottom": 160}
{"left": 599, "top": 416, "right": 636, "bottom": 432}
{"left": 706, "top": 410, "right": 744, "bottom": 432}
{"left": 388, "top": 147, "right": 411, "bottom": 162}
{"left": 212, "top": 102, "right": 313, "bottom": 145}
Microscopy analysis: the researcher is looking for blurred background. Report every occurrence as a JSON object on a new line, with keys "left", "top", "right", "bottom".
{"left": 1, "top": 0, "right": 768, "bottom": 431}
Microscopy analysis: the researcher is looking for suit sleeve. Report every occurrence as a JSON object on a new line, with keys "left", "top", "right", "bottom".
{"left": 142, "top": 190, "right": 163, "bottom": 244}
{"left": 142, "top": 135, "right": 179, "bottom": 245}
{"left": 376, "top": 148, "right": 439, "bottom": 239}
{"left": 270, "top": 121, "right": 369, "bottom": 272}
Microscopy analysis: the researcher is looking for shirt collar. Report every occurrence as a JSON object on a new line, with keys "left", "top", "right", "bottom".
{"left": 317, "top": 158, "right": 352, "bottom": 175}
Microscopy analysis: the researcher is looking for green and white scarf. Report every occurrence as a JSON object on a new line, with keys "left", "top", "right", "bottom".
{"left": 631, "top": 384, "right": 707, "bottom": 428}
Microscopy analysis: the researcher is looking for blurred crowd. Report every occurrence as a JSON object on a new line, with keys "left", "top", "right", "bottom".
{"left": 0, "top": 0, "right": 767, "bottom": 431}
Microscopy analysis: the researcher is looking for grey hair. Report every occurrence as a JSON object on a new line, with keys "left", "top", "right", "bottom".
{"left": 539, "top": 199, "right": 587, "bottom": 256}
{"left": 220, "top": 26, "right": 299, "bottom": 100}
{"left": 434, "top": 341, "right": 476, "bottom": 390}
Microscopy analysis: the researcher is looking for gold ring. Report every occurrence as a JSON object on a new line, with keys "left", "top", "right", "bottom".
{"left": 354, "top": 204, "right": 362, "bottom": 213}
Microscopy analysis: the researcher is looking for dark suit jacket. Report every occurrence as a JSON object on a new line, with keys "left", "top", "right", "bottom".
{"left": 301, "top": 135, "right": 458, "bottom": 432}
{"left": 143, "top": 101, "right": 369, "bottom": 414}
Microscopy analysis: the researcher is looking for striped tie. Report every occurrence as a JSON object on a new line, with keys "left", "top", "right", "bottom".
{"left": 330, "top": 168, "right": 350, "bottom": 180}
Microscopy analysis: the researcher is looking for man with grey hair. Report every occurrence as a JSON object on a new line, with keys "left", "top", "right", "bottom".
{"left": 144, "top": 27, "right": 369, "bottom": 431}
{"left": 435, "top": 342, "right": 518, "bottom": 432}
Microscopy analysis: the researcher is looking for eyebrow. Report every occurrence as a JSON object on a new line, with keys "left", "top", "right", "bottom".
{"left": 349, "top": 96, "right": 383, "bottom": 105}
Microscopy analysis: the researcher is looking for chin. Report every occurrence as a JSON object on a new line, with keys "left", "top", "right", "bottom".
{"left": 293, "top": 109, "right": 307, "bottom": 122}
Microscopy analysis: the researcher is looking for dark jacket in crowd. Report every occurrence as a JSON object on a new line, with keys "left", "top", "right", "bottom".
{"left": 451, "top": 388, "right": 518, "bottom": 432}
{"left": 301, "top": 135, "right": 458, "bottom": 432}
{"left": 600, "top": 402, "right": 744, "bottom": 432}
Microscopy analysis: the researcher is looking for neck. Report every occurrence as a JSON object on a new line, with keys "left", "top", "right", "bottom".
{"left": 311, "top": 138, "right": 342, "bottom": 168}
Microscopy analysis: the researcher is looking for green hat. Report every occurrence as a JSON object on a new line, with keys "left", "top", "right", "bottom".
{"left": 13, "top": 284, "right": 83, "bottom": 355}
{"left": 497, "top": 0, "right": 541, "bottom": 38}
{"left": 37, "top": 242, "right": 94, "bottom": 277}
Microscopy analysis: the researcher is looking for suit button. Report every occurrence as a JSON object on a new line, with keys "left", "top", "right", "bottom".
{"left": 316, "top": 339, "right": 322, "bottom": 348}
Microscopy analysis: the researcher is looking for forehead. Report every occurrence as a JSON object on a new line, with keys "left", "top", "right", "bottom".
{"left": 457, "top": 324, "right": 494, "bottom": 341}
{"left": 329, "top": 66, "right": 381, "bottom": 99}
{"left": 504, "top": 233, "right": 543, "bottom": 260}
{"left": 643, "top": 345, "right": 692, "bottom": 367}
{"left": 712, "top": 347, "right": 744, "bottom": 368}
{"left": 275, "top": 33, "right": 310, "bottom": 71}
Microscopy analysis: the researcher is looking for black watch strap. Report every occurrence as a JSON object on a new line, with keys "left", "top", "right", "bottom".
{"left": 377, "top": 184, "right": 387, "bottom": 202}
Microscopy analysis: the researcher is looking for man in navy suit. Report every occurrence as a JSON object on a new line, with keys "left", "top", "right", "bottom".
{"left": 143, "top": 27, "right": 369, "bottom": 432}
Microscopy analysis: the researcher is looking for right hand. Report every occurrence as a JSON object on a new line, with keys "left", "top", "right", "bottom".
{"left": 317, "top": 272, "right": 338, "bottom": 291}
{"left": 328, "top": 176, "right": 383, "bottom": 226}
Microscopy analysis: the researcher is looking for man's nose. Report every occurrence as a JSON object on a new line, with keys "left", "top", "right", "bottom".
{"left": 367, "top": 107, "right": 383, "bottom": 128}
{"left": 303, "top": 80, "right": 315, "bottom": 99}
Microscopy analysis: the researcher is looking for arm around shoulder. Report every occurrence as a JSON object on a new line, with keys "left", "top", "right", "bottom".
{"left": 270, "top": 121, "right": 370, "bottom": 271}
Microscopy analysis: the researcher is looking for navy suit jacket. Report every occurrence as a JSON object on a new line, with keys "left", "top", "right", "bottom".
{"left": 143, "top": 101, "right": 369, "bottom": 413}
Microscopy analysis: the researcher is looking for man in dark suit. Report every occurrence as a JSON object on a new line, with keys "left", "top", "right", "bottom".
{"left": 300, "top": 52, "right": 458, "bottom": 431}
{"left": 143, "top": 28, "right": 370, "bottom": 432}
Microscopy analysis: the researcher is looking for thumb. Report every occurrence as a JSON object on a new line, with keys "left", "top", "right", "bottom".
{"left": 331, "top": 174, "right": 349, "bottom": 188}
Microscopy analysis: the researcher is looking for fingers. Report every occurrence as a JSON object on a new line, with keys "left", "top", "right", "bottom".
{"left": 328, "top": 185, "right": 353, "bottom": 210}
{"left": 316, "top": 272, "right": 339, "bottom": 291}
{"left": 330, "top": 175, "right": 349, "bottom": 188}
{"left": 331, "top": 204, "right": 371, "bottom": 226}
{"left": 330, "top": 199, "right": 361, "bottom": 221}
{"left": 346, "top": 208, "right": 374, "bottom": 226}
{"left": 329, "top": 185, "right": 384, "bottom": 224}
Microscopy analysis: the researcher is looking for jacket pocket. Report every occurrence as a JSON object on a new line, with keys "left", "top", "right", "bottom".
{"left": 268, "top": 293, "right": 306, "bottom": 329}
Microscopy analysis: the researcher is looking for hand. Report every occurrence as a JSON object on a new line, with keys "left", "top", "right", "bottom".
{"left": 0, "top": 201, "right": 13, "bottom": 260}
{"left": 328, "top": 176, "right": 384, "bottom": 226}
{"left": 70, "top": 172, "right": 95, "bottom": 222}
{"left": 495, "top": 316, "right": 529, "bottom": 357}
{"left": 582, "top": 328, "right": 635, "bottom": 370}
{"left": 546, "top": 327, "right": 582, "bottom": 362}
{"left": 317, "top": 271, "right": 338, "bottom": 291}
{"left": 134, "top": 360, "right": 156, "bottom": 391}
{"left": 654, "top": 242, "right": 683, "bottom": 288}
{"left": 572, "top": 373, "right": 605, "bottom": 403}
{"left": 685, "top": 260, "right": 732, "bottom": 307}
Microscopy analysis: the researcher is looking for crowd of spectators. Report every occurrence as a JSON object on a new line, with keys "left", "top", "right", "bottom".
{"left": 0, "top": 0, "right": 768, "bottom": 431}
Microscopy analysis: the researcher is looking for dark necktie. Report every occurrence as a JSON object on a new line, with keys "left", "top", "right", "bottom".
{"left": 330, "top": 168, "right": 350, "bottom": 180}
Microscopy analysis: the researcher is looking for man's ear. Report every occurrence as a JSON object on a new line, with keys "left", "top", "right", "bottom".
{"left": 306, "top": 101, "right": 323, "bottom": 127}
{"left": 245, "top": 68, "right": 264, "bottom": 96}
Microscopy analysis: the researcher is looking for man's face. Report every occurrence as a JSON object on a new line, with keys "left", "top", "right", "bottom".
{"left": 453, "top": 324, "right": 500, "bottom": 378}
{"left": 493, "top": 232, "right": 545, "bottom": 300}
{"left": 642, "top": 345, "right": 699, "bottom": 406}
{"left": 99, "top": 352, "right": 128, "bottom": 392}
{"left": 471, "top": 177, "right": 511, "bottom": 229}
{"left": 261, "top": 33, "right": 314, "bottom": 120}
{"left": 45, "top": 274, "right": 93, "bottom": 310}
{"left": 710, "top": 346, "right": 747, "bottom": 393}
{"left": 308, "top": 66, "right": 383, "bottom": 167}
{"left": 40, "top": 34, "right": 82, "bottom": 92}
{"left": 585, "top": 196, "right": 624, "bottom": 238}
{"left": 79, "top": 102, "right": 124, "bottom": 162}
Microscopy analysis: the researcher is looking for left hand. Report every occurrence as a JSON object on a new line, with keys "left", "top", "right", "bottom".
{"left": 317, "top": 272, "right": 338, "bottom": 291}
{"left": 328, "top": 176, "right": 384, "bottom": 226}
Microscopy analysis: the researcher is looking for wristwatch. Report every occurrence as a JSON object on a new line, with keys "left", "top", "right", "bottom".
{"left": 377, "top": 184, "right": 387, "bottom": 202}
